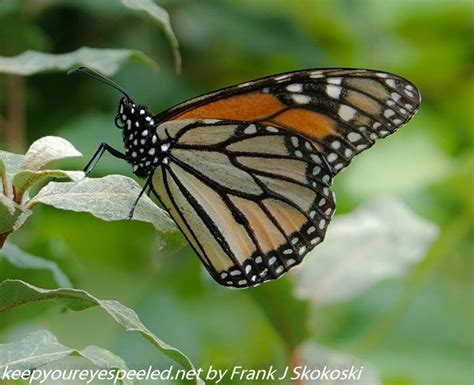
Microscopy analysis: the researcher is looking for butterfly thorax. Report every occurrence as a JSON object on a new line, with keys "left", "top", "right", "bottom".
{"left": 115, "top": 97, "right": 163, "bottom": 178}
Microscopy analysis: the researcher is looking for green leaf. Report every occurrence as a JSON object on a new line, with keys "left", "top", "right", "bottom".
{"left": 122, "top": 0, "right": 181, "bottom": 73}
{"left": 294, "top": 197, "right": 439, "bottom": 306}
{"left": 0, "top": 280, "right": 203, "bottom": 384}
{"left": 20, "top": 136, "right": 83, "bottom": 172}
{"left": 0, "top": 195, "right": 30, "bottom": 235}
{"left": 0, "top": 47, "right": 158, "bottom": 76}
{"left": 0, "top": 330, "right": 132, "bottom": 385}
{"left": 0, "top": 242, "right": 72, "bottom": 288}
{"left": 27, "top": 175, "right": 183, "bottom": 253}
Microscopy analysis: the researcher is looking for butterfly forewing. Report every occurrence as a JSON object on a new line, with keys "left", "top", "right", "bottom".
{"left": 152, "top": 119, "right": 335, "bottom": 287}
{"left": 157, "top": 68, "right": 421, "bottom": 175}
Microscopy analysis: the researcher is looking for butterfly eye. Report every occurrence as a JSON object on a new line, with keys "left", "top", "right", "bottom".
{"left": 114, "top": 113, "right": 126, "bottom": 129}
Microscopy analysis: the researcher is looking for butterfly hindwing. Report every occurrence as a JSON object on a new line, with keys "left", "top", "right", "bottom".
{"left": 151, "top": 119, "right": 335, "bottom": 288}
{"left": 157, "top": 68, "right": 421, "bottom": 175}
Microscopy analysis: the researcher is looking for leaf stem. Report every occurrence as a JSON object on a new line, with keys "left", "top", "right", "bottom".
{"left": 1, "top": 173, "right": 7, "bottom": 197}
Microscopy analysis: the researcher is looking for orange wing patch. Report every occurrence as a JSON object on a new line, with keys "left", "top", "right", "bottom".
{"left": 173, "top": 92, "right": 335, "bottom": 141}
{"left": 173, "top": 92, "right": 285, "bottom": 121}
{"left": 266, "top": 109, "right": 336, "bottom": 140}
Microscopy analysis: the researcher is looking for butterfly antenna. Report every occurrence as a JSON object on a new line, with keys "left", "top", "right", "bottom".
{"left": 68, "top": 66, "right": 131, "bottom": 100}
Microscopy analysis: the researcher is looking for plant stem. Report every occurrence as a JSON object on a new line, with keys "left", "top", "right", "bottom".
{"left": 289, "top": 346, "right": 304, "bottom": 385}
{"left": 3, "top": 75, "right": 26, "bottom": 152}
{"left": 0, "top": 232, "right": 10, "bottom": 249}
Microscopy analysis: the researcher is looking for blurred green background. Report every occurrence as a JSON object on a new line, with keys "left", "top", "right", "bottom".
{"left": 0, "top": 0, "right": 472, "bottom": 384}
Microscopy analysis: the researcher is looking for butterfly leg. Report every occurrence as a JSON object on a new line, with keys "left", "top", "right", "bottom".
{"left": 84, "top": 142, "right": 126, "bottom": 176}
{"left": 128, "top": 176, "right": 152, "bottom": 219}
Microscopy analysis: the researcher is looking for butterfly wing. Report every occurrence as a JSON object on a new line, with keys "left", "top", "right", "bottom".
{"left": 154, "top": 68, "right": 421, "bottom": 175}
{"left": 151, "top": 119, "right": 335, "bottom": 288}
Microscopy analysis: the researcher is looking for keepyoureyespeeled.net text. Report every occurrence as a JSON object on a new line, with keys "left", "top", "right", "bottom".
{"left": 1, "top": 364, "right": 365, "bottom": 383}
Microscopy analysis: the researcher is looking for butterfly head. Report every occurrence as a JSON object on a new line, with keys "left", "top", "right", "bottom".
{"left": 68, "top": 67, "right": 164, "bottom": 178}
{"left": 115, "top": 97, "right": 156, "bottom": 133}
{"left": 115, "top": 97, "right": 136, "bottom": 129}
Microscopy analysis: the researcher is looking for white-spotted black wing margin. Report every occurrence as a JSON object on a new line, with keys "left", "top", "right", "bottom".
{"left": 263, "top": 69, "right": 422, "bottom": 174}
{"left": 151, "top": 119, "right": 336, "bottom": 288}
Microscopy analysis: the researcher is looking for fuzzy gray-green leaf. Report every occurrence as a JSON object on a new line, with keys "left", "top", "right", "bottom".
{"left": 294, "top": 197, "right": 439, "bottom": 306}
{"left": 0, "top": 280, "right": 204, "bottom": 384}
{"left": 20, "top": 136, "right": 83, "bottom": 171}
{"left": 0, "top": 330, "right": 132, "bottom": 385}
{"left": 0, "top": 330, "right": 72, "bottom": 375}
{"left": 0, "top": 47, "right": 158, "bottom": 76}
{"left": 28, "top": 175, "right": 182, "bottom": 252}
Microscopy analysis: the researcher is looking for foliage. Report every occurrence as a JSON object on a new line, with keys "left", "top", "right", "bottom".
{"left": 0, "top": 1, "right": 472, "bottom": 385}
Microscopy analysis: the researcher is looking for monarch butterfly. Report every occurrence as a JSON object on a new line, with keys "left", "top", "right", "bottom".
{"left": 69, "top": 67, "right": 421, "bottom": 288}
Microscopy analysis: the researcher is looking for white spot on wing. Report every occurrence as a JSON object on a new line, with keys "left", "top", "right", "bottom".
{"left": 274, "top": 74, "right": 291, "bottom": 81}
{"left": 326, "top": 85, "right": 341, "bottom": 99}
{"left": 391, "top": 92, "right": 401, "bottom": 101}
{"left": 338, "top": 105, "right": 356, "bottom": 121}
{"left": 292, "top": 94, "right": 311, "bottom": 104}
{"left": 327, "top": 77, "right": 342, "bottom": 85}
{"left": 244, "top": 124, "right": 257, "bottom": 134}
{"left": 310, "top": 71, "right": 324, "bottom": 78}
{"left": 348, "top": 132, "right": 362, "bottom": 142}
{"left": 286, "top": 83, "right": 303, "bottom": 92}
